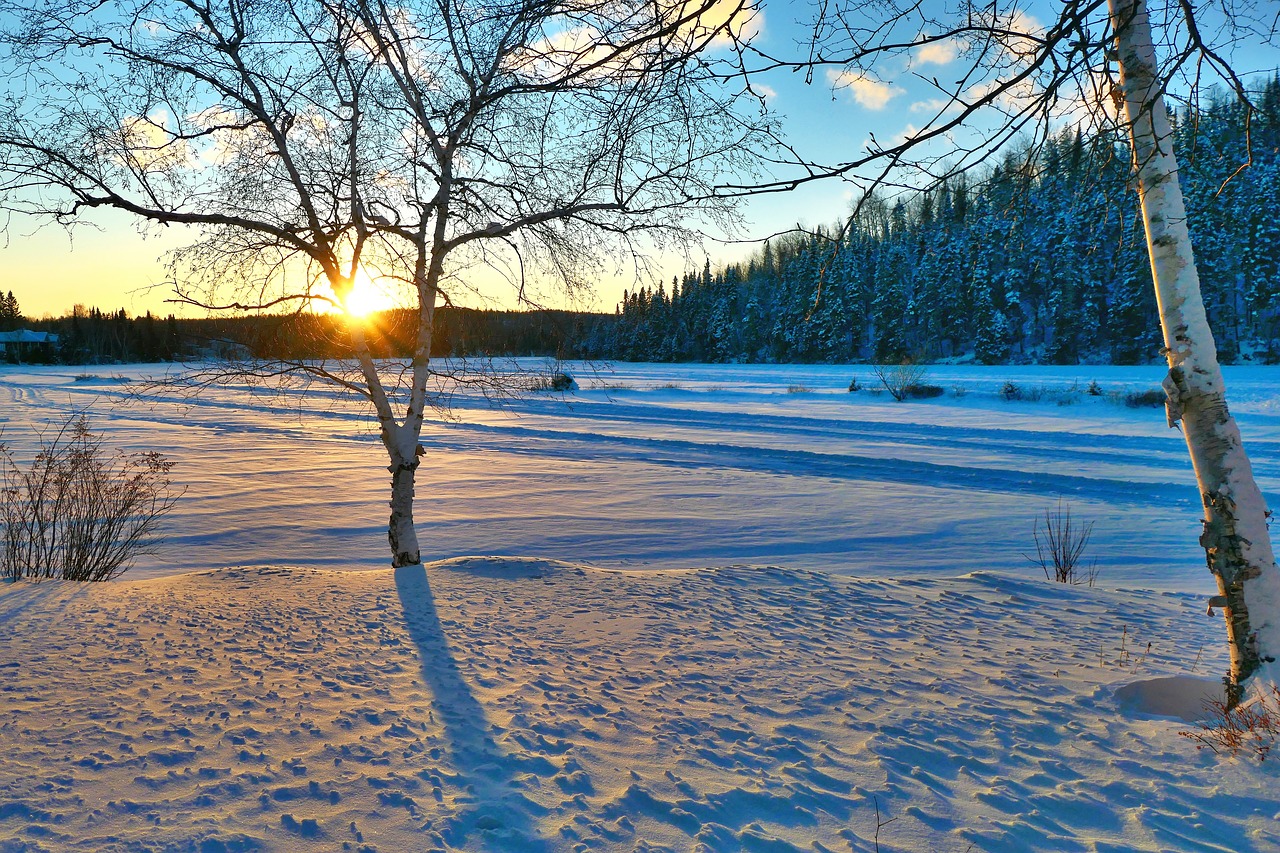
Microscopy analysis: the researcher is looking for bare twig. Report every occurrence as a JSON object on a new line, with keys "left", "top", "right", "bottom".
{"left": 1026, "top": 500, "right": 1098, "bottom": 585}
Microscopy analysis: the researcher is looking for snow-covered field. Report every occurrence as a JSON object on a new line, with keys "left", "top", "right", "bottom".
{"left": 1, "top": 361, "right": 1279, "bottom": 851}
{"left": 6, "top": 360, "right": 1280, "bottom": 589}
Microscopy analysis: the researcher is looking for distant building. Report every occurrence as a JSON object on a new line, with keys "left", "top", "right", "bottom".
{"left": 0, "top": 329, "right": 59, "bottom": 362}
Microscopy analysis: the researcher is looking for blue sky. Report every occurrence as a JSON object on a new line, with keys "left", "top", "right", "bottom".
{"left": 2, "top": 0, "right": 1275, "bottom": 319}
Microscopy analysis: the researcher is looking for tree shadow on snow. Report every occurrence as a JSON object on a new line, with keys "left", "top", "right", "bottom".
{"left": 394, "top": 564, "right": 551, "bottom": 850}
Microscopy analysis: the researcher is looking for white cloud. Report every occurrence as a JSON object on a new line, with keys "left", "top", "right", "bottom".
{"left": 964, "top": 75, "right": 1037, "bottom": 108}
{"left": 914, "top": 39, "right": 958, "bottom": 66}
{"left": 672, "top": 0, "right": 764, "bottom": 47}
{"left": 1009, "top": 10, "right": 1045, "bottom": 37}
{"left": 827, "top": 70, "right": 902, "bottom": 111}
{"left": 987, "top": 8, "right": 1045, "bottom": 61}
{"left": 113, "top": 111, "right": 191, "bottom": 172}
{"left": 751, "top": 83, "right": 777, "bottom": 100}
{"left": 510, "top": 1, "right": 765, "bottom": 81}
{"left": 910, "top": 97, "right": 955, "bottom": 114}
{"left": 893, "top": 123, "right": 921, "bottom": 145}
{"left": 508, "top": 25, "right": 612, "bottom": 80}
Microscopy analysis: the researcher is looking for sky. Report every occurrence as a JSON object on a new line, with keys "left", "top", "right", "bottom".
{"left": 1, "top": 0, "right": 1275, "bottom": 321}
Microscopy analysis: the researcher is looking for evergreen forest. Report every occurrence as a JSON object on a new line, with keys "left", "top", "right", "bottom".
{"left": 7, "top": 304, "right": 590, "bottom": 365}
{"left": 592, "top": 80, "right": 1280, "bottom": 366}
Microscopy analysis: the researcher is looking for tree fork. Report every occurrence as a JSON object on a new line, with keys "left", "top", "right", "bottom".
{"left": 1110, "top": 0, "right": 1280, "bottom": 697}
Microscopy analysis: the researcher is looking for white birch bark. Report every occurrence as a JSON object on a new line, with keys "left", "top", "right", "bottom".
{"left": 1109, "top": 0, "right": 1280, "bottom": 697}
{"left": 385, "top": 428, "right": 422, "bottom": 568}
{"left": 347, "top": 316, "right": 423, "bottom": 567}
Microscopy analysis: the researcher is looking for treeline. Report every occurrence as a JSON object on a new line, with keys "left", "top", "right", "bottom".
{"left": 0, "top": 290, "right": 20, "bottom": 330}
{"left": 13, "top": 304, "right": 605, "bottom": 364}
{"left": 592, "top": 78, "right": 1280, "bottom": 365}
{"left": 194, "top": 307, "right": 605, "bottom": 362}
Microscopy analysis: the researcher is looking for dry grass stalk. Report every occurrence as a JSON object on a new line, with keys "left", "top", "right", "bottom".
{"left": 1181, "top": 686, "right": 1280, "bottom": 761}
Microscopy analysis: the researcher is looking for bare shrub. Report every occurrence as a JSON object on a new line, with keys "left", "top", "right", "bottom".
{"left": 1026, "top": 500, "right": 1098, "bottom": 586}
{"left": 1181, "top": 686, "right": 1280, "bottom": 761}
{"left": 872, "top": 361, "right": 928, "bottom": 402}
{"left": 903, "top": 383, "right": 944, "bottom": 399}
{"left": 1054, "top": 384, "right": 1081, "bottom": 406}
{"left": 1, "top": 416, "right": 178, "bottom": 582}
{"left": 1004, "top": 380, "right": 1080, "bottom": 404}
{"left": 526, "top": 370, "right": 576, "bottom": 392}
{"left": 548, "top": 371, "right": 575, "bottom": 392}
{"left": 1125, "top": 388, "right": 1166, "bottom": 408}
{"left": 786, "top": 384, "right": 814, "bottom": 394}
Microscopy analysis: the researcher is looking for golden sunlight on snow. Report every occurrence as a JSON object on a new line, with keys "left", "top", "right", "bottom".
{"left": 0, "top": 560, "right": 1263, "bottom": 851}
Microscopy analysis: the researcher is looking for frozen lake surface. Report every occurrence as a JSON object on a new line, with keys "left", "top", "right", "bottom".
{"left": 4, "top": 360, "right": 1280, "bottom": 591}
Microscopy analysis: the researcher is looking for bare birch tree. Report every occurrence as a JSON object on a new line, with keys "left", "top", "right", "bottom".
{"left": 769, "top": 0, "right": 1280, "bottom": 697}
{"left": 0, "top": 0, "right": 774, "bottom": 566}
{"left": 1107, "top": 0, "right": 1280, "bottom": 699}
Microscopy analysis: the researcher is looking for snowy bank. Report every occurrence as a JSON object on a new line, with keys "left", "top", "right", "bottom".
{"left": 0, "top": 560, "right": 1274, "bottom": 852}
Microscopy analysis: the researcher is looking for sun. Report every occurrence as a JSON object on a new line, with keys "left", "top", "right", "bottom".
{"left": 342, "top": 267, "right": 396, "bottom": 318}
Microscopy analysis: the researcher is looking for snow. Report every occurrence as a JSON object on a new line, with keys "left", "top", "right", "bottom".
{"left": 7, "top": 361, "right": 1280, "bottom": 590}
{"left": 1, "top": 360, "right": 1279, "bottom": 851}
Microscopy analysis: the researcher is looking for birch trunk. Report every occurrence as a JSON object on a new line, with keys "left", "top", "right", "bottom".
{"left": 386, "top": 431, "right": 422, "bottom": 568}
{"left": 1109, "top": 0, "right": 1280, "bottom": 698}
{"left": 346, "top": 313, "right": 425, "bottom": 568}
